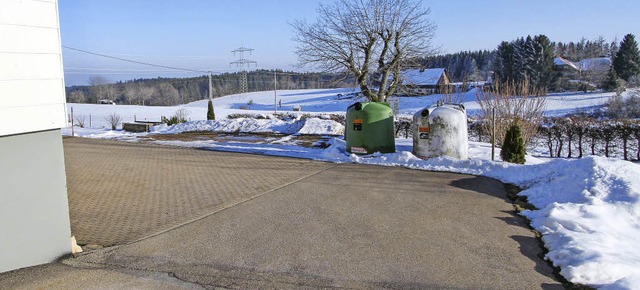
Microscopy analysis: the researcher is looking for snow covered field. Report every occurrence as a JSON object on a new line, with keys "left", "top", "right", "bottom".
{"left": 64, "top": 88, "right": 640, "bottom": 289}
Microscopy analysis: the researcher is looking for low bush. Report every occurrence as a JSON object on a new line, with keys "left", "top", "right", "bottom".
{"left": 162, "top": 108, "right": 189, "bottom": 125}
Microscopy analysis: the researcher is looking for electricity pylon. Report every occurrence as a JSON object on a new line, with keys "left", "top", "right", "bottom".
{"left": 230, "top": 47, "right": 257, "bottom": 94}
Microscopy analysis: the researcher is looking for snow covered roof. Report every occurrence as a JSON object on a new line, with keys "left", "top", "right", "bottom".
{"left": 554, "top": 57, "right": 579, "bottom": 70}
{"left": 577, "top": 57, "right": 611, "bottom": 71}
{"left": 401, "top": 68, "right": 446, "bottom": 86}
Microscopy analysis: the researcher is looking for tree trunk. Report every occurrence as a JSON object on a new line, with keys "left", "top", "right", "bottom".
{"left": 547, "top": 133, "right": 554, "bottom": 157}
{"left": 556, "top": 138, "right": 563, "bottom": 157}
{"left": 622, "top": 138, "right": 628, "bottom": 160}
{"left": 577, "top": 133, "right": 583, "bottom": 158}
{"left": 567, "top": 134, "right": 573, "bottom": 158}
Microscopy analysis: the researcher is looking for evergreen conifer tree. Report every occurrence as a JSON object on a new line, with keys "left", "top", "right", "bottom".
{"left": 207, "top": 99, "right": 215, "bottom": 120}
{"left": 613, "top": 34, "right": 640, "bottom": 81}
{"left": 493, "top": 34, "right": 556, "bottom": 92}
{"left": 530, "top": 35, "right": 557, "bottom": 93}
{"left": 602, "top": 66, "right": 621, "bottom": 92}
{"left": 501, "top": 121, "right": 526, "bottom": 164}
{"left": 494, "top": 41, "right": 515, "bottom": 82}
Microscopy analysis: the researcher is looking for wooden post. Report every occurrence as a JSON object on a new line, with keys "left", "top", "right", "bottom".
{"left": 491, "top": 108, "right": 495, "bottom": 161}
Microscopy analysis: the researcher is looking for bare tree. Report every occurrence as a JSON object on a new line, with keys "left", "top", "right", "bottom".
{"left": 138, "top": 85, "right": 156, "bottom": 106}
{"left": 89, "top": 75, "right": 109, "bottom": 103}
{"left": 68, "top": 91, "right": 86, "bottom": 103}
{"left": 124, "top": 82, "right": 138, "bottom": 105}
{"left": 158, "top": 83, "right": 180, "bottom": 105}
{"left": 105, "top": 112, "right": 122, "bottom": 130}
{"left": 292, "top": 0, "right": 436, "bottom": 103}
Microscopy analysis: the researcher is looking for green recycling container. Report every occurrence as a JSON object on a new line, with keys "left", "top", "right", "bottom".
{"left": 345, "top": 102, "right": 396, "bottom": 154}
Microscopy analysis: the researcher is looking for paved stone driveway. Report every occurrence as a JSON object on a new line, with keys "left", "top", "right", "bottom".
{"left": 64, "top": 137, "right": 334, "bottom": 246}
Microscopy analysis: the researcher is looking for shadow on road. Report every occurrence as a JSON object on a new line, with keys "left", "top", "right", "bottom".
{"left": 448, "top": 176, "right": 507, "bottom": 199}
{"left": 511, "top": 235, "right": 565, "bottom": 290}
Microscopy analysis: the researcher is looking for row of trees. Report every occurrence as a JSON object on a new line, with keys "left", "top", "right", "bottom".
{"left": 416, "top": 35, "right": 628, "bottom": 88}
{"left": 554, "top": 36, "right": 618, "bottom": 61}
{"left": 66, "top": 70, "right": 349, "bottom": 106}
{"left": 466, "top": 116, "right": 640, "bottom": 161}
{"left": 537, "top": 117, "right": 640, "bottom": 161}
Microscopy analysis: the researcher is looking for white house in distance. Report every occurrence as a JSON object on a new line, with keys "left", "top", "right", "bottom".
{"left": 0, "top": 0, "right": 72, "bottom": 272}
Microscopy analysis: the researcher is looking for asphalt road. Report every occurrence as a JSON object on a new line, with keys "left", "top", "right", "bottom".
{"left": 0, "top": 138, "right": 562, "bottom": 289}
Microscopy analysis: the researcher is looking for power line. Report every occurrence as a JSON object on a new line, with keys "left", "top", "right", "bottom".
{"left": 62, "top": 45, "right": 334, "bottom": 83}
{"left": 62, "top": 46, "right": 318, "bottom": 77}
{"left": 62, "top": 45, "right": 209, "bottom": 73}
{"left": 65, "top": 67, "right": 192, "bottom": 72}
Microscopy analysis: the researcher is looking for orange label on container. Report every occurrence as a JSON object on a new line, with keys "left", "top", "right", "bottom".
{"left": 353, "top": 119, "right": 364, "bottom": 124}
{"left": 418, "top": 126, "right": 430, "bottom": 132}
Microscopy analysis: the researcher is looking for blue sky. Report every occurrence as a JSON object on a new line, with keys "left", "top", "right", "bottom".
{"left": 59, "top": 0, "right": 639, "bottom": 86}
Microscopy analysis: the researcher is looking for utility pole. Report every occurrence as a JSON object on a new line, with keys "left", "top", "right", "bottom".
{"left": 70, "top": 107, "right": 74, "bottom": 137}
{"left": 230, "top": 46, "right": 257, "bottom": 94}
{"left": 208, "top": 71, "right": 213, "bottom": 100}
{"left": 274, "top": 71, "right": 277, "bottom": 114}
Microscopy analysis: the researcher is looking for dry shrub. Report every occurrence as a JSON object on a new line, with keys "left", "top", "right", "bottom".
{"left": 104, "top": 112, "right": 121, "bottom": 130}
{"left": 75, "top": 114, "right": 86, "bottom": 128}
{"left": 476, "top": 78, "right": 546, "bottom": 146}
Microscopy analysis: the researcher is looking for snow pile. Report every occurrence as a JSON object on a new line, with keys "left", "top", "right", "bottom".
{"left": 150, "top": 117, "right": 343, "bottom": 135}
{"left": 298, "top": 117, "right": 344, "bottom": 135}
{"left": 517, "top": 158, "right": 640, "bottom": 288}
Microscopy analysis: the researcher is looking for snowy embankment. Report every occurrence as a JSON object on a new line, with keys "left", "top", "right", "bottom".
{"left": 150, "top": 116, "right": 345, "bottom": 136}
{"left": 63, "top": 88, "right": 640, "bottom": 289}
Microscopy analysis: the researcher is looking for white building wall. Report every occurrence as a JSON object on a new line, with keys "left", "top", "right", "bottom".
{"left": 0, "top": 0, "right": 67, "bottom": 136}
{"left": 0, "top": 0, "right": 72, "bottom": 272}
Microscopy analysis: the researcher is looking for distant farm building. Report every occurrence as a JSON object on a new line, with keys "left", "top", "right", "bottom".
{"left": 98, "top": 99, "right": 116, "bottom": 105}
{"left": 577, "top": 57, "right": 611, "bottom": 73}
{"left": 554, "top": 56, "right": 580, "bottom": 80}
{"left": 397, "top": 68, "right": 452, "bottom": 96}
{"left": 554, "top": 56, "right": 611, "bottom": 90}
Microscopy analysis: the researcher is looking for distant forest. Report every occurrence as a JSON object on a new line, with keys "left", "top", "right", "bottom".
{"left": 67, "top": 37, "right": 620, "bottom": 106}
{"left": 66, "top": 70, "right": 353, "bottom": 106}
{"left": 416, "top": 36, "right": 619, "bottom": 83}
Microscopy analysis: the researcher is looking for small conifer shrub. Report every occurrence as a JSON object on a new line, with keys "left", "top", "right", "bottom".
{"left": 207, "top": 99, "right": 215, "bottom": 120}
{"left": 501, "top": 121, "right": 526, "bottom": 164}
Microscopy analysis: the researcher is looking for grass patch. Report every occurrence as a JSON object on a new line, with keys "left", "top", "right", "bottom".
{"left": 503, "top": 183, "right": 536, "bottom": 212}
